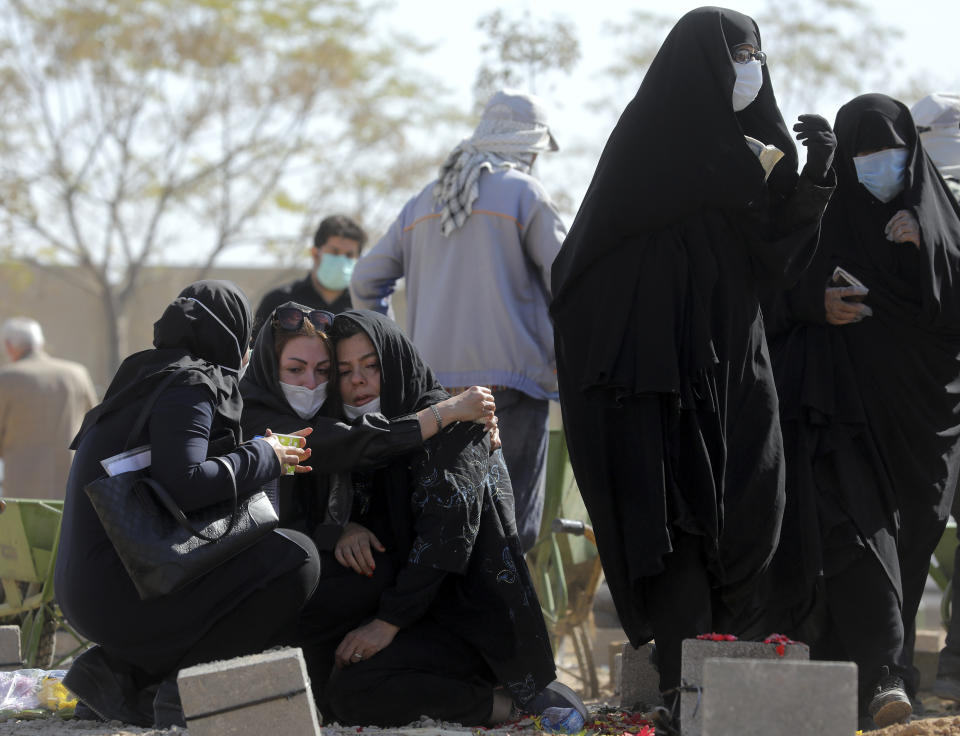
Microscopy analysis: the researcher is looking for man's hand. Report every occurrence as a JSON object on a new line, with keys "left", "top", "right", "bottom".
{"left": 825, "top": 286, "right": 873, "bottom": 325}
{"left": 885, "top": 209, "right": 921, "bottom": 248}
{"left": 334, "top": 619, "right": 399, "bottom": 668}
{"left": 335, "top": 522, "right": 385, "bottom": 576}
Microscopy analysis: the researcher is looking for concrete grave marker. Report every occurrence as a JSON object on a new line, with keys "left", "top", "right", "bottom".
{"left": 178, "top": 647, "right": 320, "bottom": 736}
{"left": 680, "top": 638, "right": 810, "bottom": 736}
{"left": 0, "top": 626, "right": 21, "bottom": 671}
{"left": 702, "top": 658, "right": 856, "bottom": 736}
{"left": 619, "top": 642, "right": 662, "bottom": 710}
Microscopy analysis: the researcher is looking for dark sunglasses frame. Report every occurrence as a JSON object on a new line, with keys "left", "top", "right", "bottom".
{"left": 273, "top": 306, "right": 334, "bottom": 332}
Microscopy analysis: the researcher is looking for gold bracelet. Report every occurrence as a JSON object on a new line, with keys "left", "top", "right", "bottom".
{"left": 430, "top": 404, "right": 443, "bottom": 433}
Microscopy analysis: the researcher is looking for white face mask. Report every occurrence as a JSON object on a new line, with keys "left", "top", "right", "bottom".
{"left": 343, "top": 396, "right": 381, "bottom": 421}
{"left": 280, "top": 381, "right": 328, "bottom": 420}
{"left": 853, "top": 148, "right": 909, "bottom": 203}
{"left": 731, "top": 59, "right": 763, "bottom": 112}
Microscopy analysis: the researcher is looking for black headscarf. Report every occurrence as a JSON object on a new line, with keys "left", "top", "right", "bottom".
{"left": 332, "top": 310, "right": 449, "bottom": 418}
{"left": 551, "top": 6, "right": 797, "bottom": 306}
{"left": 72, "top": 280, "right": 250, "bottom": 452}
{"left": 829, "top": 93, "right": 960, "bottom": 332}
{"left": 240, "top": 300, "right": 336, "bottom": 436}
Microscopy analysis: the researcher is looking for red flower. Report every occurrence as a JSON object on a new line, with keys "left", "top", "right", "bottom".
{"left": 696, "top": 632, "right": 738, "bottom": 641}
{"left": 775, "top": 644, "right": 786, "bottom": 656}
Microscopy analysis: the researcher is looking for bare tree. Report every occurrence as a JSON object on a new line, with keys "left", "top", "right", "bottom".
{"left": 756, "top": 0, "right": 902, "bottom": 113}
{"left": 472, "top": 9, "right": 580, "bottom": 109}
{"left": 601, "top": 1, "right": 902, "bottom": 116}
{"left": 0, "top": 0, "right": 455, "bottom": 370}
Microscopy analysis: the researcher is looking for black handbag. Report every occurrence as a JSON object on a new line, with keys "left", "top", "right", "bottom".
{"left": 84, "top": 368, "right": 279, "bottom": 600}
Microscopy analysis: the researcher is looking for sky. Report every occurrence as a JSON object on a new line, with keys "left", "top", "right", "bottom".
{"left": 375, "top": 0, "right": 959, "bottom": 229}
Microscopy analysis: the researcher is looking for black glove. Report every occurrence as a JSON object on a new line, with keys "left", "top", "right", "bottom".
{"left": 794, "top": 113, "right": 836, "bottom": 183}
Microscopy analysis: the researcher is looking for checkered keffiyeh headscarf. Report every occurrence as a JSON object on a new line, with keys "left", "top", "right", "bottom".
{"left": 433, "top": 91, "right": 558, "bottom": 236}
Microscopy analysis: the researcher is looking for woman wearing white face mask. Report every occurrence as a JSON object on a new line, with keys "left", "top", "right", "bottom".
{"left": 239, "top": 302, "right": 500, "bottom": 703}
{"left": 764, "top": 93, "right": 960, "bottom": 729}
{"left": 550, "top": 7, "right": 838, "bottom": 713}
{"left": 241, "top": 301, "right": 498, "bottom": 535}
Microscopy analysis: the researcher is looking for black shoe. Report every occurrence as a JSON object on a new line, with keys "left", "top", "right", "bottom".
{"left": 867, "top": 666, "right": 912, "bottom": 728}
{"left": 73, "top": 701, "right": 105, "bottom": 722}
{"left": 521, "top": 681, "right": 587, "bottom": 720}
{"left": 62, "top": 646, "right": 155, "bottom": 727}
{"left": 153, "top": 677, "right": 186, "bottom": 729}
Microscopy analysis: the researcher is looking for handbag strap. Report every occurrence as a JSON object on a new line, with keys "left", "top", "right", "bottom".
{"left": 126, "top": 367, "right": 191, "bottom": 451}
{"left": 128, "top": 367, "right": 242, "bottom": 543}
{"left": 135, "top": 456, "right": 240, "bottom": 543}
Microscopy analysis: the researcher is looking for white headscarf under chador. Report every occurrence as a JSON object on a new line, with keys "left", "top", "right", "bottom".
{"left": 912, "top": 92, "right": 960, "bottom": 179}
{"left": 433, "top": 89, "right": 559, "bottom": 236}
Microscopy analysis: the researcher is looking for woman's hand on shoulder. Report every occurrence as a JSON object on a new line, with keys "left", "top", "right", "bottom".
{"left": 260, "top": 429, "right": 312, "bottom": 473}
{"left": 444, "top": 386, "right": 496, "bottom": 428}
{"left": 335, "top": 521, "right": 385, "bottom": 576}
{"left": 447, "top": 387, "right": 501, "bottom": 449}
{"left": 885, "top": 209, "right": 921, "bottom": 248}
{"left": 334, "top": 619, "right": 399, "bottom": 669}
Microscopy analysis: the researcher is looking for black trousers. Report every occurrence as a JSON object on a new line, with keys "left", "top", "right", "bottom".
{"left": 297, "top": 551, "right": 396, "bottom": 702}
{"left": 813, "top": 550, "right": 904, "bottom": 708}
{"left": 324, "top": 618, "right": 496, "bottom": 727}
{"left": 641, "top": 531, "right": 714, "bottom": 696}
{"left": 101, "top": 530, "right": 320, "bottom": 680}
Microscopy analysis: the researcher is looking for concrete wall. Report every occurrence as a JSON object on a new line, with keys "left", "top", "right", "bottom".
{"left": 0, "top": 262, "right": 302, "bottom": 393}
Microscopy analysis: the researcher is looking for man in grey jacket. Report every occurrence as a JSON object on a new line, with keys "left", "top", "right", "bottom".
{"left": 350, "top": 89, "right": 566, "bottom": 550}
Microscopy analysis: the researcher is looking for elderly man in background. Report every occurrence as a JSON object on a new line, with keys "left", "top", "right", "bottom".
{"left": 350, "top": 89, "right": 566, "bottom": 551}
{"left": 0, "top": 317, "right": 97, "bottom": 499}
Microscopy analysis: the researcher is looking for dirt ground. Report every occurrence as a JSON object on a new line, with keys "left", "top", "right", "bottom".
{"left": 6, "top": 700, "right": 960, "bottom": 736}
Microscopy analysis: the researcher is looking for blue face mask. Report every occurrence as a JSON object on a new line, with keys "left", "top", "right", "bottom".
{"left": 853, "top": 148, "right": 909, "bottom": 203}
{"left": 315, "top": 253, "right": 356, "bottom": 291}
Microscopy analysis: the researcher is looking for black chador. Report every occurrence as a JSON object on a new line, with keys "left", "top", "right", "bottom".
{"left": 550, "top": 6, "right": 835, "bottom": 694}
{"left": 764, "top": 93, "right": 960, "bottom": 703}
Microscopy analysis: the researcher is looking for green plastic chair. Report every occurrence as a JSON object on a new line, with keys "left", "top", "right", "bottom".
{"left": 0, "top": 498, "right": 87, "bottom": 668}
{"left": 527, "top": 429, "right": 603, "bottom": 697}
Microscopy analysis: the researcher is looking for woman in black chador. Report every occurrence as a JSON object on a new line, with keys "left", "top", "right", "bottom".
{"left": 319, "top": 311, "right": 580, "bottom": 727}
{"left": 764, "top": 93, "right": 960, "bottom": 728}
{"left": 56, "top": 281, "right": 319, "bottom": 728}
{"left": 550, "top": 6, "right": 837, "bottom": 702}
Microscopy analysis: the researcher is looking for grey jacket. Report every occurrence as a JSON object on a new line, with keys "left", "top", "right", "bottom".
{"left": 351, "top": 167, "right": 566, "bottom": 399}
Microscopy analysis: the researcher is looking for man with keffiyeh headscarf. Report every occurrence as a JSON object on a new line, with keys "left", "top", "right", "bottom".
{"left": 350, "top": 89, "right": 565, "bottom": 551}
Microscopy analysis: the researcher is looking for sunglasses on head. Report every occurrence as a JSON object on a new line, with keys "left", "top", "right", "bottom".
{"left": 273, "top": 306, "right": 334, "bottom": 332}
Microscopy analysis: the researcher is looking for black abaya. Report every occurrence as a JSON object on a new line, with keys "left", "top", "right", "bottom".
{"left": 764, "top": 94, "right": 960, "bottom": 695}
{"left": 550, "top": 6, "right": 834, "bottom": 654}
